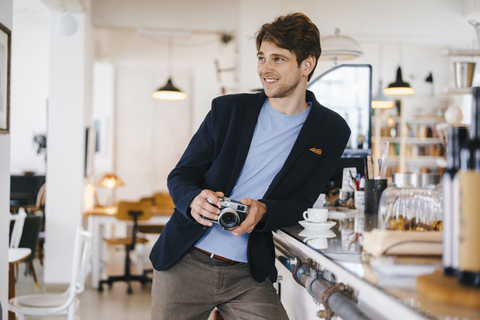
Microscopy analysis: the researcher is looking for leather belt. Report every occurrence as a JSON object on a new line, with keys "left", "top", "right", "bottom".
{"left": 194, "top": 247, "right": 240, "bottom": 265}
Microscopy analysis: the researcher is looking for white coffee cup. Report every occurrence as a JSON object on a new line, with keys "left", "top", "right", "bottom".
{"left": 303, "top": 208, "right": 328, "bottom": 223}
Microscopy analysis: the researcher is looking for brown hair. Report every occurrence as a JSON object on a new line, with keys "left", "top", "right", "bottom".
{"left": 255, "top": 12, "right": 321, "bottom": 81}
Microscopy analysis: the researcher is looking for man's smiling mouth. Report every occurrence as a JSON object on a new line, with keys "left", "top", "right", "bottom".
{"left": 264, "top": 78, "right": 278, "bottom": 83}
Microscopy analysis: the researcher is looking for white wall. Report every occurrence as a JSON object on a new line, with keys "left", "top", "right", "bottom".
{"left": 44, "top": 11, "right": 94, "bottom": 283}
{"left": 0, "top": 0, "right": 12, "bottom": 317}
{"left": 10, "top": 5, "right": 49, "bottom": 175}
{"left": 91, "top": 62, "right": 115, "bottom": 204}
{"left": 101, "top": 30, "right": 237, "bottom": 201}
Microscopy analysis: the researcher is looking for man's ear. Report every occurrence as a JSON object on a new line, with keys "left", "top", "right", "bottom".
{"left": 302, "top": 55, "right": 316, "bottom": 77}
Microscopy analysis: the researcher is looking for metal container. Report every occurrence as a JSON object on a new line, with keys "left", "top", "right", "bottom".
{"left": 454, "top": 62, "right": 476, "bottom": 88}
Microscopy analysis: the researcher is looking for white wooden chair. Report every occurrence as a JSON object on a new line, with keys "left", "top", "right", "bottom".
{"left": 9, "top": 208, "right": 27, "bottom": 249}
{"left": 8, "top": 227, "right": 92, "bottom": 320}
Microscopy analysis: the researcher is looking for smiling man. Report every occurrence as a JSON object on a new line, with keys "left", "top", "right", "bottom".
{"left": 149, "top": 13, "right": 351, "bottom": 320}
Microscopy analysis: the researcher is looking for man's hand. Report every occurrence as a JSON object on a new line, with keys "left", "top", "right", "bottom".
{"left": 189, "top": 190, "right": 224, "bottom": 226}
{"left": 229, "top": 198, "right": 266, "bottom": 236}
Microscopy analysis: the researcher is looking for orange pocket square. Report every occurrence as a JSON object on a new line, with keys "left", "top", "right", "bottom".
{"left": 309, "top": 148, "right": 322, "bottom": 155}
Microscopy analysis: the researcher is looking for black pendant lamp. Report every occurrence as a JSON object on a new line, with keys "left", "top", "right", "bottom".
{"left": 152, "top": 78, "right": 187, "bottom": 101}
{"left": 384, "top": 66, "right": 414, "bottom": 95}
{"left": 152, "top": 38, "right": 187, "bottom": 101}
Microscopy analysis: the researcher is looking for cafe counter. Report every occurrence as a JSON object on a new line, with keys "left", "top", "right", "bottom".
{"left": 273, "top": 211, "right": 480, "bottom": 320}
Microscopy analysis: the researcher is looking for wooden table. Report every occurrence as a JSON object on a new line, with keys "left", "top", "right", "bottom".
{"left": 84, "top": 206, "right": 171, "bottom": 288}
{"left": 8, "top": 248, "right": 32, "bottom": 320}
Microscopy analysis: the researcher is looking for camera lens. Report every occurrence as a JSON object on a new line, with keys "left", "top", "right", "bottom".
{"left": 219, "top": 208, "right": 239, "bottom": 230}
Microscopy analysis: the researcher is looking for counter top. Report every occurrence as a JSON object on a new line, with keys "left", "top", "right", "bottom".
{"left": 275, "top": 212, "right": 480, "bottom": 320}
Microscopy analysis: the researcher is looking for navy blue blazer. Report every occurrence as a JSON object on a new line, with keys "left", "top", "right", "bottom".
{"left": 149, "top": 90, "right": 351, "bottom": 282}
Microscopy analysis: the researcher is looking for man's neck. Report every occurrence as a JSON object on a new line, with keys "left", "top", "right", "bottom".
{"left": 267, "top": 90, "right": 309, "bottom": 116}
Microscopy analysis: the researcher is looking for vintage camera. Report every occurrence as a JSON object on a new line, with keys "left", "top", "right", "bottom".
{"left": 204, "top": 197, "right": 249, "bottom": 231}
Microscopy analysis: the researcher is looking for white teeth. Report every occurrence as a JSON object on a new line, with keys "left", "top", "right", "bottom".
{"left": 265, "top": 78, "right": 277, "bottom": 82}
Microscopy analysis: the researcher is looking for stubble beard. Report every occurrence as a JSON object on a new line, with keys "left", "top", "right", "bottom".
{"left": 263, "top": 71, "right": 302, "bottom": 99}
{"left": 266, "top": 80, "right": 299, "bottom": 99}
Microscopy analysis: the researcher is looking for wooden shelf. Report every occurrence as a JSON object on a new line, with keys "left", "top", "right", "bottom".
{"left": 440, "top": 87, "right": 472, "bottom": 95}
{"left": 405, "top": 116, "right": 444, "bottom": 124}
{"left": 373, "top": 137, "right": 400, "bottom": 143}
{"left": 374, "top": 137, "right": 442, "bottom": 145}
{"left": 373, "top": 97, "right": 448, "bottom": 172}
{"left": 446, "top": 49, "right": 480, "bottom": 56}
{"left": 404, "top": 138, "right": 443, "bottom": 144}
{"left": 405, "top": 156, "right": 444, "bottom": 167}
{"left": 387, "top": 156, "right": 443, "bottom": 167}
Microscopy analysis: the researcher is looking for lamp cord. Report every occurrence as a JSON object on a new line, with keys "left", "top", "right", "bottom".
{"left": 378, "top": 44, "right": 383, "bottom": 85}
{"left": 168, "top": 37, "right": 173, "bottom": 77}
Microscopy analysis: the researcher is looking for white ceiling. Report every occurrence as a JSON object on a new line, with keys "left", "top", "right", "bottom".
{"left": 90, "top": 0, "right": 238, "bottom": 34}
{"left": 14, "top": 0, "right": 480, "bottom": 47}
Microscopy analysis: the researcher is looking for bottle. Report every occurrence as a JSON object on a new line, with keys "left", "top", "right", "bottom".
{"left": 442, "top": 126, "right": 468, "bottom": 276}
{"left": 458, "top": 86, "right": 480, "bottom": 287}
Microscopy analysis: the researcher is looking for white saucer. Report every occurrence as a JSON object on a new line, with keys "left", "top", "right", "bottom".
{"left": 298, "top": 229, "right": 336, "bottom": 238}
{"left": 298, "top": 220, "right": 336, "bottom": 231}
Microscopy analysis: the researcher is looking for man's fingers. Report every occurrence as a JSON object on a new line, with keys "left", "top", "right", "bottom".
{"left": 192, "top": 201, "right": 219, "bottom": 220}
{"left": 193, "top": 214, "right": 214, "bottom": 226}
{"left": 228, "top": 198, "right": 266, "bottom": 236}
{"left": 189, "top": 190, "right": 225, "bottom": 226}
{"left": 199, "top": 190, "right": 222, "bottom": 208}
{"left": 191, "top": 203, "right": 218, "bottom": 226}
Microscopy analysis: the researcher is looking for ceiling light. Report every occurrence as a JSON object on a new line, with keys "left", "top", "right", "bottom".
{"left": 372, "top": 81, "right": 395, "bottom": 109}
{"left": 384, "top": 66, "right": 414, "bottom": 95}
{"left": 153, "top": 37, "right": 187, "bottom": 101}
{"left": 152, "top": 78, "right": 187, "bottom": 100}
{"left": 319, "top": 28, "right": 363, "bottom": 65}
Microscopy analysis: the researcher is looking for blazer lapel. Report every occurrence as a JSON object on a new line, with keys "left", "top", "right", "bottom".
{"left": 264, "top": 91, "right": 324, "bottom": 198}
{"left": 226, "top": 92, "right": 266, "bottom": 195}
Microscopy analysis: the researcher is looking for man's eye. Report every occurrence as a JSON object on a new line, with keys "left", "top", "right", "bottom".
{"left": 258, "top": 57, "right": 265, "bottom": 62}
{"left": 275, "top": 58, "right": 283, "bottom": 62}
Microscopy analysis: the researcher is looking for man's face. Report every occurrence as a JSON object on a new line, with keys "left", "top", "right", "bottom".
{"left": 257, "top": 41, "right": 302, "bottom": 99}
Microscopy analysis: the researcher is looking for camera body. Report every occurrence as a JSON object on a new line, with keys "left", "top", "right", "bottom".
{"left": 205, "top": 197, "right": 249, "bottom": 230}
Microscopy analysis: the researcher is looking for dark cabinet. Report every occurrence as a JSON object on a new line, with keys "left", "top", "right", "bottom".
{"left": 10, "top": 175, "right": 45, "bottom": 206}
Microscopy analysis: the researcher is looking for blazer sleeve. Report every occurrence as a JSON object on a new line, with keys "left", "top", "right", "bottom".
{"left": 167, "top": 106, "right": 216, "bottom": 220}
{"left": 257, "top": 115, "right": 351, "bottom": 232}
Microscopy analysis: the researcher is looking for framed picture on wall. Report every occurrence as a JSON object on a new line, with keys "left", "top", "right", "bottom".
{"left": 0, "top": 23, "right": 11, "bottom": 133}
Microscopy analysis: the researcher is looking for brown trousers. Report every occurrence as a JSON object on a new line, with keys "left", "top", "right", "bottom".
{"left": 151, "top": 248, "right": 289, "bottom": 320}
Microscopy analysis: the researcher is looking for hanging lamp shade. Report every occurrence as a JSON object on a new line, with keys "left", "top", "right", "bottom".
{"left": 384, "top": 67, "right": 414, "bottom": 95}
{"left": 319, "top": 28, "right": 363, "bottom": 64}
{"left": 152, "top": 78, "right": 187, "bottom": 101}
{"left": 372, "top": 80, "right": 395, "bottom": 109}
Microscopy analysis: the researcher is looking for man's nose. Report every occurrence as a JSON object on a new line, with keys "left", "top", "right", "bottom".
{"left": 259, "top": 61, "right": 274, "bottom": 73}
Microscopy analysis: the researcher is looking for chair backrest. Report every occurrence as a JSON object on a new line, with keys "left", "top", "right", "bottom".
{"left": 9, "top": 208, "right": 27, "bottom": 249}
{"left": 153, "top": 192, "right": 175, "bottom": 210}
{"left": 35, "top": 183, "right": 46, "bottom": 210}
{"left": 42, "top": 227, "right": 92, "bottom": 314}
{"left": 18, "top": 213, "right": 42, "bottom": 261}
{"left": 116, "top": 201, "right": 152, "bottom": 222}
{"left": 68, "top": 227, "right": 92, "bottom": 296}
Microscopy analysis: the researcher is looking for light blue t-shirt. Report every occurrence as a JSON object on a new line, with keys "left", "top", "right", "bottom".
{"left": 195, "top": 99, "right": 311, "bottom": 263}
